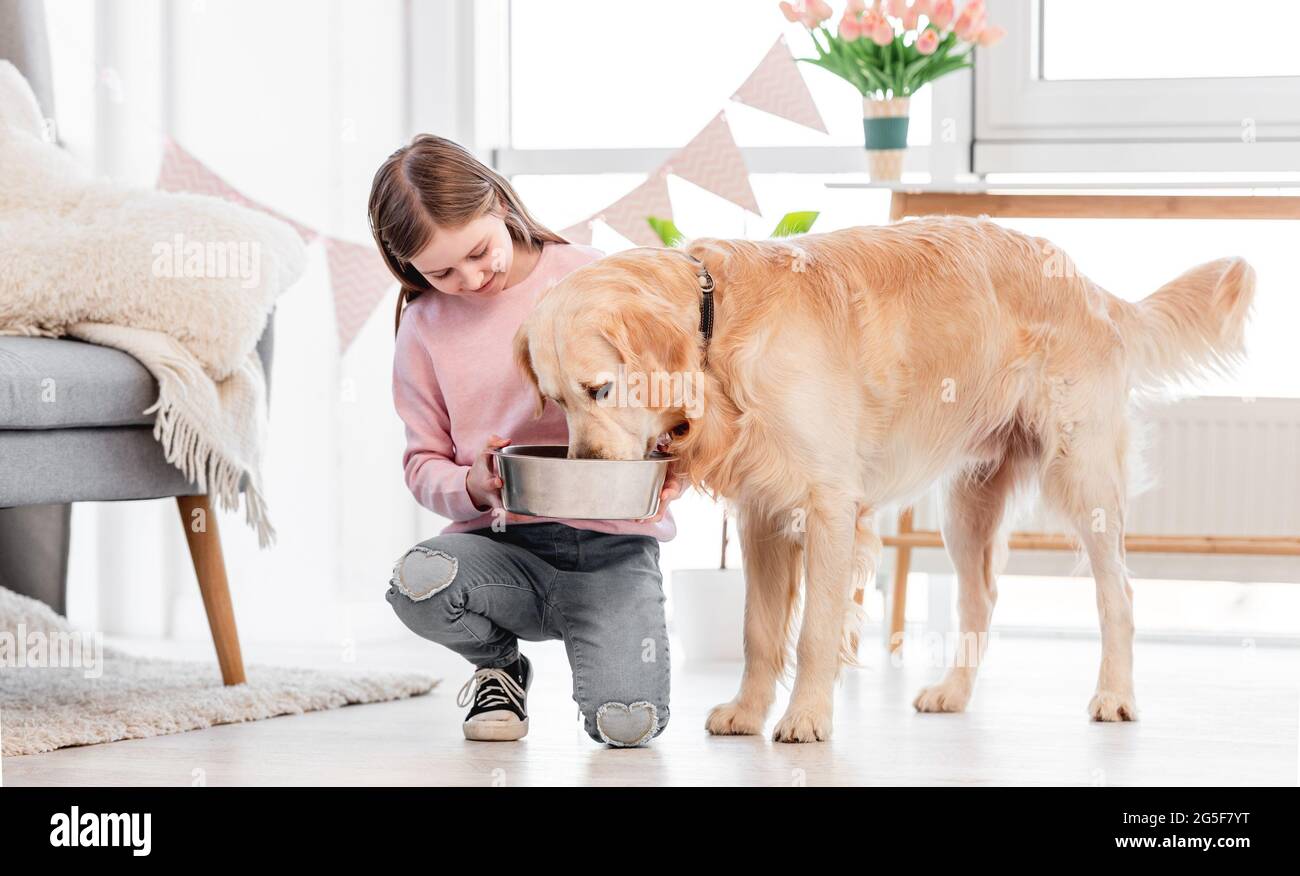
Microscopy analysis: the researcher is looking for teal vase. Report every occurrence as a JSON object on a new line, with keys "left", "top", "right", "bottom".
{"left": 862, "top": 96, "right": 910, "bottom": 181}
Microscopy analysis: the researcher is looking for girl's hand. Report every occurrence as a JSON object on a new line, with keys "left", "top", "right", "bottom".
{"left": 467, "top": 434, "right": 511, "bottom": 511}
{"left": 637, "top": 464, "right": 688, "bottom": 524}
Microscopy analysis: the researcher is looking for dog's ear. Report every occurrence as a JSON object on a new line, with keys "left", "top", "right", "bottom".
{"left": 599, "top": 306, "right": 687, "bottom": 378}
{"left": 512, "top": 325, "right": 545, "bottom": 419}
{"left": 685, "top": 237, "right": 736, "bottom": 291}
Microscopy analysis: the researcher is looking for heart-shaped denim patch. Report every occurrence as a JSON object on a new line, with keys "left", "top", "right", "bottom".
{"left": 595, "top": 701, "right": 658, "bottom": 747}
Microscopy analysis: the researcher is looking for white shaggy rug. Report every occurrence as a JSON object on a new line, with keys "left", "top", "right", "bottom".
{"left": 0, "top": 586, "right": 437, "bottom": 757}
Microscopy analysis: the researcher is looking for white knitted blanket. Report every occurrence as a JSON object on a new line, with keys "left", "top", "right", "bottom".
{"left": 0, "top": 62, "right": 304, "bottom": 545}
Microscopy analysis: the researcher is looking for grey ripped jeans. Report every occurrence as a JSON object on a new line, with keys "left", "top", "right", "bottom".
{"left": 386, "top": 522, "right": 670, "bottom": 747}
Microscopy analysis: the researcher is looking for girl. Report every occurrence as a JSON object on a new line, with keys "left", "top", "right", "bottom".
{"left": 369, "top": 135, "right": 683, "bottom": 747}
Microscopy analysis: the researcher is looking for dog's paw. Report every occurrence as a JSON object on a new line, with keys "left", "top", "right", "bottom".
{"left": 913, "top": 681, "right": 972, "bottom": 714}
{"left": 771, "top": 705, "right": 832, "bottom": 743}
{"left": 705, "top": 700, "right": 766, "bottom": 736}
{"left": 1088, "top": 690, "right": 1138, "bottom": 722}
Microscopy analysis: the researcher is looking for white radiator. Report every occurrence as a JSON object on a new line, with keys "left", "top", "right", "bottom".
{"left": 883, "top": 397, "right": 1300, "bottom": 584}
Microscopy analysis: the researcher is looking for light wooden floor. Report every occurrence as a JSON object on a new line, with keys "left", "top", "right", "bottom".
{"left": 5, "top": 634, "right": 1297, "bottom": 786}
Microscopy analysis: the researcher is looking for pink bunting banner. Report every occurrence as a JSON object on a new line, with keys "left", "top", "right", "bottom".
{"left": 664, "top": 112, "right": 760, "bottom": 215}
{"left": 731, "top": 36, "right": 828, "bottom": 133}
{"left": 156, "top": 138, "right": 317, "bottom": 243}
{"left": 559, "top": 219, "right": 594, "bottom": 246}
{"left": 325, "top": 237, "right": 395, "bottom": 352}
{"left": 598, "top": 169, "right": 674, "bottom": 248}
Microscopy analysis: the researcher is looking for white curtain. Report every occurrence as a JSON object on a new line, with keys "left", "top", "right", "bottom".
{"left": 54, "top": 0, "right": 428, "bottom": 645}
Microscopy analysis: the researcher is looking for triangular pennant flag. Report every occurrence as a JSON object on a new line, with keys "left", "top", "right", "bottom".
{"left": 559, "top": 219, "right": 594, "bottom": 246}
{"left": 325, "top": 237, "right": 395, "bottom": 352}
{"left": 157, "top": 138, "right": 318, "bottom": 243}
{"left": 599, "top": 170, "right": 674, "bottom": 248}
{"left": 664, "top": 112, "right": 759, "bottom": 214}
{"left": 731, "top": 36, "right": 828, "bottom": 133}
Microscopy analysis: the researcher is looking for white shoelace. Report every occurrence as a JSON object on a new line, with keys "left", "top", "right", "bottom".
{"left": 457, "top": 665, "right": 526, "bottom": 712}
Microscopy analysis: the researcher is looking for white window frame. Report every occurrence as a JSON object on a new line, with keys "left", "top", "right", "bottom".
{"left": 975, "top": 0, "right": 1300, "bottom": 174}
{"left": 407, "top": 0, "right": 509, "bottom": 162}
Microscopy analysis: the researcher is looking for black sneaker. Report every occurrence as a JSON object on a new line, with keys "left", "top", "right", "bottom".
{"left": 455, "top": 654, "right": 532, "bottom": 741}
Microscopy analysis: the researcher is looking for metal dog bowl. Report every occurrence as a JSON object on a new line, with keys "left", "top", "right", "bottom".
{"left": 489, "top": 445, "right": 674, "bottom": 520}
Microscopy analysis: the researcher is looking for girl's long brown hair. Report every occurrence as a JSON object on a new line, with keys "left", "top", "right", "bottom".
{"left": 368, "top": 134, "right": 568, "bottom": 334}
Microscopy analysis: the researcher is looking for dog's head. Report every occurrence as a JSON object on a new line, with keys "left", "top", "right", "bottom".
{"left": 513, "top": 247, "right": 715, "bottom": 460}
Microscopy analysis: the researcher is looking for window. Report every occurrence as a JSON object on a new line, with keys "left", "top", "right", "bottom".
{"left": 1041, "top": 0, "right": 1300, "bottom": 82}
{"left": 975, "top": 0, "right": 1300, "bottom": 172}
{"left": 499, "top": 0, "right": 939, "bottom": 183}
{"left": 509, "top": 0, "right": 930, "bottom": 150}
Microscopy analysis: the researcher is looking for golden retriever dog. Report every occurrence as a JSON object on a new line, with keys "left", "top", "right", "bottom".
{"left": 513, "top": 217, "right": 1254, "bottom": 742}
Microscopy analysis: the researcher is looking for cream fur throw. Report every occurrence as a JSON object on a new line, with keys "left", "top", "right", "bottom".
{"left": 0, "top": 63, "right": 305, "bottom": 546}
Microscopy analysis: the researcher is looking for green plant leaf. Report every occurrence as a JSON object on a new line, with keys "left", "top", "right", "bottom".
{"left": 646, "top": 216, "right": 685, "bottom": 248}
{"left": 934, "top": 30, "right": 957, "bottom": 59}
{"left": 911, "top": 56, "right": 971, "bottom": 89}
{"left": 900, "top": 50, "right": 927, "bottom": 91}
{"left": 829, "top": 34, "right": 871, "bottom": 94}
{"left": 771, "top": 211, "right": 820, "bottom": 238}
{"left": 807, "top": 27, "right": 828, "bottom": 58}
{"left": 859, "top": 62, "right": 889, "bottom": 96}
{"left": 893, "top": 37, "right": 904, "bottom": 94}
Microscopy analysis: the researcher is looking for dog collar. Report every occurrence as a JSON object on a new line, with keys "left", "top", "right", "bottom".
{"left": 687, "top": 255, "right": 716, "bottom": 366}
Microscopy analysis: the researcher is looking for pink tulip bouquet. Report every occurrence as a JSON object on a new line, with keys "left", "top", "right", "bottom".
{"left": 779, "top": 0, "right": 1004, "bottom": 179}
{"left": 781, "top": 0, "right": 1003, "bottom": 100}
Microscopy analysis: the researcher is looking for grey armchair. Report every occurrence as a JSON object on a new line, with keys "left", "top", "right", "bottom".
{"left": 0, "top": 326, "right": 275, "bottom": 685}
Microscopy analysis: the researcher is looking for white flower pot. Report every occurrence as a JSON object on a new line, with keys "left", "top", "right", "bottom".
{"left": 668, "top": 568, "right": 745, "bottom": 664}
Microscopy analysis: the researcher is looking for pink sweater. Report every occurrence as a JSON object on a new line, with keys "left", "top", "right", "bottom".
{"left": 393, "top": 242, "right": 677, "bottom": 541}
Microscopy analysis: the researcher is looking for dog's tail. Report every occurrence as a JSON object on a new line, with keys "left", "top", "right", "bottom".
{"left": 1116, "top": 256, "right": 1255, "bottom": 388}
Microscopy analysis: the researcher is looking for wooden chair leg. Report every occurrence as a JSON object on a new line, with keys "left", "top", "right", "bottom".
{"left": 176, "top": 495, "right": 246, "bottom": 685}
{"left": 888, "top": 508, "right": 914, "bottom": 654}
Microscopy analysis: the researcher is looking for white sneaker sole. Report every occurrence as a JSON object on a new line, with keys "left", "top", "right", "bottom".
{"left": 463, "top": 717, "right": 529, "bottom": 742}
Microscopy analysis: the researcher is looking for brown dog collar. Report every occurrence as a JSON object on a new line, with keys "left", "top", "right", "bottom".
{"left": 686, "top": 254, "right": 715, "bottom": 366}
